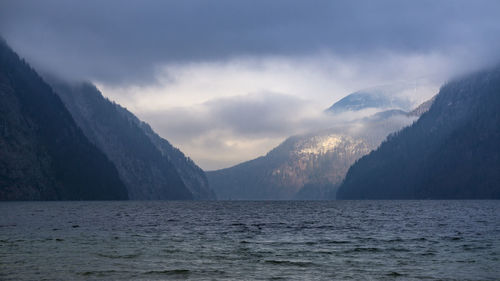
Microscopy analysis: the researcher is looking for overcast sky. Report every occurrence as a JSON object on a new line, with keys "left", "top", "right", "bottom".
{"left": 1, "top": 0, "right": 500, "bottom": 169}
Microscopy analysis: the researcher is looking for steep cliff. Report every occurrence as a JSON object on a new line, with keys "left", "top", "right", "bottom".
{"left": 0, "top": 39, "right": 128, "bottom": 200}
{"left": 337, "top": 66, "right": 500, "bottom": 199}
{"left": 50, "top": 80, "right": 214, "bottom": 200}
{"left": 207, "top": 108, "right": 417, "bottom": 200}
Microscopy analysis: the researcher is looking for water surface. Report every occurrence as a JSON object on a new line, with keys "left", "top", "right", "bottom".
{"left": 1, "top": 201, "right": 499, "bottom": 280}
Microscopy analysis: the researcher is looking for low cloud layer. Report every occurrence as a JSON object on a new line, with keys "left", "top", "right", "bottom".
{"left": 96, "top": 56, "right": 441, "bottom": 169}
{"left": 138, "top": 89, "right": 420, "bottom": 170}
{"left": 139, "top": 92, "right": 341, "bottom": 170}
{"left": 1, "top": 0, "right": 499, "bottom": 169}
{"left": 1, "top": 0, "right": 499, "bottom": 84}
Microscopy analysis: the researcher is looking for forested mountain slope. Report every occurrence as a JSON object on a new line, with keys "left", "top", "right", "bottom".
{"left": 337, "top": 66, "right": 500, "bottom": 199}
{"left": 51, "top": 80, "right": 214, "bottom": 200}
{"left": 0, "top": 39, "right": 128, "bottom": 200}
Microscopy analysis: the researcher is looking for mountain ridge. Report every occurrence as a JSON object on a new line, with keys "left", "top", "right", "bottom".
{"left": 337, "top": 66, "right": 500, "bottom": 199}
{"left": 50, "top": 80, "right": 215, "bottom": 200}
{"left": 0, "top": 38, "right": 128, "bottom": 200}
{"left": 326, "top": 84, "right": 418, "bottom": 114}
{"left": 207, "top": 92, "right": 430, "bottom": 200}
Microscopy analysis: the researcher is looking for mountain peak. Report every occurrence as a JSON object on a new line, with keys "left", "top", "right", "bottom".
{"left": 337, "top": 65, "right": 500, "bottom": 199}
{"left": 326, "top": 84, "right": 417, "bottom": 114}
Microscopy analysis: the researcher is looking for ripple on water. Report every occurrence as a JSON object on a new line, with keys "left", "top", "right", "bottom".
{"left": 264, "top": 259, "right": 316, "bottom": 267}
{"left": 143, "top": 269, "right": 191, "bottom": 276}
{"left": 0, "top": 200, "right": 499, "bottom": 280}
{"left": 96, "top": 252, "right": 142, "bottom": 259}
{"left": 343, "top": 247, "right": 382, "bottom": 253}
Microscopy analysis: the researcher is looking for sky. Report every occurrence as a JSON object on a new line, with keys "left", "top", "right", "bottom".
{"left": 1, "top": 0, "right": 500, "bottom": 170}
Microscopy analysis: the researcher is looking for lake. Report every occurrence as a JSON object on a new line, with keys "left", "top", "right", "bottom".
{"left": 1, "top": 201, "right": 499, "bottom": 280}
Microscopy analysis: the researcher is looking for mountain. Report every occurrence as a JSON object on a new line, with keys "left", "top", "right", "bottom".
{"left": 326, "top": 84, "right": 417, "bottom": 114}
{"left": 337, "top": 66, "right": 500, "bottom": 199}
{"left": 135, "top": 119, "right": 216, "bottom": 200}
{"left": 0, "top": 39, "right": 128, "bottom": 200}
{"left": 408, "top": 95, "right": 436, "bottom": 116}
{"left": 49, "top": 80, "right": 215, "bottom": 200}
{"left": 207, "top": 132, "right": 372, "bottom": 200}
{"left": 207, "top": 106, "right": 420, "bottom": 200}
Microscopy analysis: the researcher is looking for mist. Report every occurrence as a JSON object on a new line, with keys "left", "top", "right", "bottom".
{"left": 1, "top": 0, "right": 499, "bottom": 169}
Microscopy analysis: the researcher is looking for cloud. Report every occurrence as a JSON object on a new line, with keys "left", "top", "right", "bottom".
{"left": 139, "top": 92, "right": 324, "bottom": 169}
{"left": 1, "top": 0, "right": 499, "bottom": 85}
{"left": 96, "top": 55, "right": 445, "bottom": 170}
{"left": 2, "top": 0, "right": 499, "bottom": 169}
{"left": 136, "top": 88, "right": 419, "bottom": 170}
{"left": 97, "top": 53, "right": 446, "bottom": 112}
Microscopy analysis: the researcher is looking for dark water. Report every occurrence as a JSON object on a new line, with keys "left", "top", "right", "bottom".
{"left": 1, "top": 201, "right": 499, "bottom": 280}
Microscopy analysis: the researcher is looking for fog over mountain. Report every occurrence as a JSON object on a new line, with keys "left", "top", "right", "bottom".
{"left": 2, "top": 3, "right": 500, "bottom": 280}
{"left": 326, "top": 83, "right": 419, "bottom": 114}
{"left": 207, "top": 89, "right": 431, "bottom": 200}
{"left": 2, "top": 0, "right": 499, "bottom": 84}
{"left": 1, "top": 0, "right": 499, "bottom": 169}
{"left": 49, "top": 79, "right": 215, "bottom": 200}
{"left": 0, "top": 39, "right": 128, "bottom": 200}
{"left": 337, "top": 65, "right": 500, "bottom": 199}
